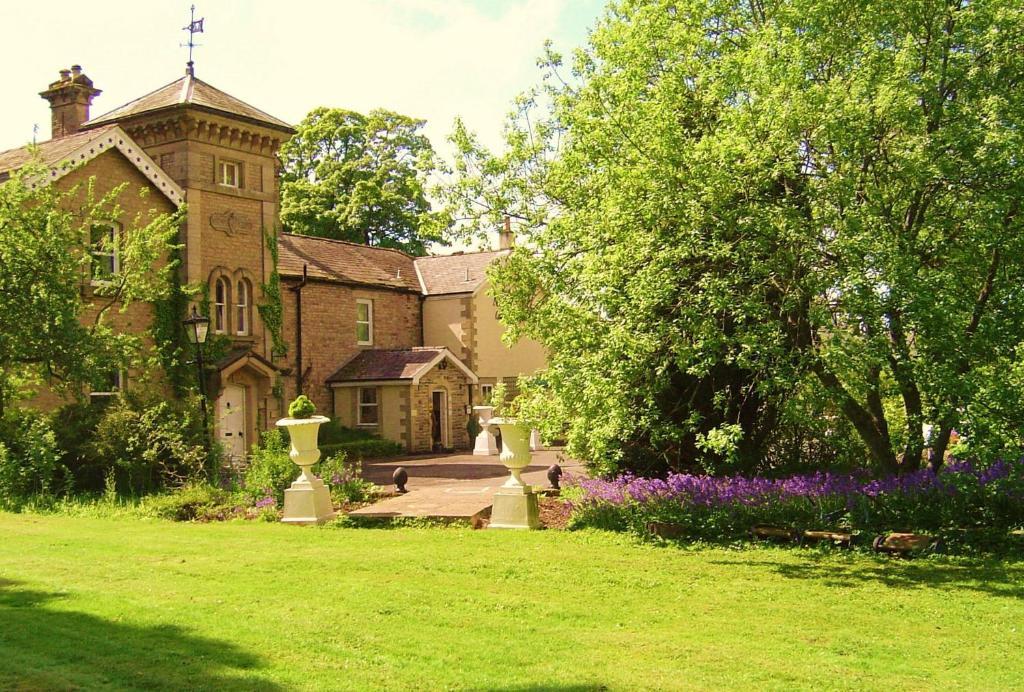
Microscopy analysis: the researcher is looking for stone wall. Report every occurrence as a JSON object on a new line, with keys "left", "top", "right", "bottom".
{"left": 409, "top": 365, "right": 472, "bottom": 452}
{"left": 280, "top": 279, "right": 422, "bottom": 415}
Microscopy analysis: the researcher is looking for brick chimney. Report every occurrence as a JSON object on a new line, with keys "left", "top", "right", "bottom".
{"left": 498, "top": 216, "right": 515, "bottom": 250}
{"left": 39, "top": 65, "right": 102, "bottom": 139}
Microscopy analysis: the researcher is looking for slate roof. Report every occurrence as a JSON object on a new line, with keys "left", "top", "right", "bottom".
{"left": 326, "top": 348, "right": 448, "bottom": 383}
{"left": 0, "top": 124, "right": 118, "bottom": 176}
{"left": 276, "top": 233, "right": 509, "bottom": 296}
{"left": 413, "top": 250, "right": 509, "bottom": 296}
{"left": 277, "top": 233, "right": 420, "bottom": 292}
{"left": 83, "top": 73, "right": 293, "bottom": 133}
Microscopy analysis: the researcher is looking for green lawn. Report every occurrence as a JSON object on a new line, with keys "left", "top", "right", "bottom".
{"left": 0, "top": 514, "right": 1022, "bottom": 690}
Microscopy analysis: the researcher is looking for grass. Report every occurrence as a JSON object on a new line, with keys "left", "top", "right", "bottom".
{"left": 1, "top": 514, "right": 1022, "bottom": 690}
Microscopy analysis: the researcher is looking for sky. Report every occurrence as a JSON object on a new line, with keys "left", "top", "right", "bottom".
{"left": 0, "top": 0, "right": 606, "bottom": 158}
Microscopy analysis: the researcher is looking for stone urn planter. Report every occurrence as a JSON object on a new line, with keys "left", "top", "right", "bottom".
{"left": 276, "top": 415, "right": 336, "bottom": 525}
{"left": 472, "top": 405, "right": 499, "bottom": 456}
{"left": 487, "top": 417, "right": 539, "bottom": 529}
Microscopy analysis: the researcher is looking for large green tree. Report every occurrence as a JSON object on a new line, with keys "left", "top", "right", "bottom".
{"left": 280, "top": 107, "right": 444, "bottom": 255}
{"left": 441, "top": 0, "right": 1024, "bottom": 476}
{"left": 0, "top": 164, "right": 181, "bottom": 415}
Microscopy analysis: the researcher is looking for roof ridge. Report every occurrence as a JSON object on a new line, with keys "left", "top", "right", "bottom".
{"left": 281, "top": 232, "right": 417, "bottom": 259}
{"left": 414, "top": 248, "right": 508, "bottom": 261}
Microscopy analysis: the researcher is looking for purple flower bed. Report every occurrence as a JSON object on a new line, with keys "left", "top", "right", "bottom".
{"left": 566, "top": 459, "right": 1024, "bottom": 548}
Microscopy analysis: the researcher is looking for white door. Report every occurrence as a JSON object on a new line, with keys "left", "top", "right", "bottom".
{"left": 218, "top": 384, "right": 247, "bottom": 459}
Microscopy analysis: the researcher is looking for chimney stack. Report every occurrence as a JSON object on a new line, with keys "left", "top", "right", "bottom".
{"left": 39, "top": 66, "right": 101, "bottom": 139}
{"left": 498, "top": 216, "right": 515, "bottom": 250}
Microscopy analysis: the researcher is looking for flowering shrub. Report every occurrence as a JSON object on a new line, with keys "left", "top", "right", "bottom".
{"left": 243, "top": 430, "right": 294, "bottom": 503}
{"left": 317, "top": 453, "right": 378, "bottom": 505}
{"left": 567, "top": 460, "right": 1024, "bottom": 548}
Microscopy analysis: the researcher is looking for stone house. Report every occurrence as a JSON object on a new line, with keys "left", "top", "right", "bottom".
{"left": 0, "top": 65, "right": 546, "bottom": 457}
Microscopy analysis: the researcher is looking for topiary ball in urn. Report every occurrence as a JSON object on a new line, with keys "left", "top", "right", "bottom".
{"left": 288, "top": 394, "right": 317, "bottom": 419}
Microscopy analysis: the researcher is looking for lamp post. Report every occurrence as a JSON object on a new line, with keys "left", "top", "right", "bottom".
{"left": 183, "top": 306, "right": 211, "bottom": 447}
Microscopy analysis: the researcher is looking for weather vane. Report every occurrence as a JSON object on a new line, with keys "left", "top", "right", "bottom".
{"left": 182, "top": 4, "right": 205, "bottom": 76}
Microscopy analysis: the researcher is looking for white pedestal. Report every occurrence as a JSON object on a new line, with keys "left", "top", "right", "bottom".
{"left": 529, "top": 429, "right": 542, "bottom": 451}
{"left": 473, "top": 429, "right": 499, "bottom": 456}
{"left": 489, "top": 484, "right": 540, "bottom": 530}
{"left": 282, "top": 475, "right": 336, "bottom": 525}
{"left": 472, "top": 405, "right": 499, "bottom": 456}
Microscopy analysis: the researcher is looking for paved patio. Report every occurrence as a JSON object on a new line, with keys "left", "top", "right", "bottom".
{"left": 350, "top": 449, "right": 584, "bottom": 521}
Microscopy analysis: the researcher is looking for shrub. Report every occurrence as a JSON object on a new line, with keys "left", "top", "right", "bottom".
{"left": 319, "top": 420, "right": 379, "bottom": 444}
{"left": 52, "top": 400, "right": 107, "bottom": 490}
{"left": 243, "top": 429, "right": 295, "bottom": 503}
{"left": 317, "top": 452, "right": 378, "bottom": 504}
{"left": 467, "top": 415, "right": 482, "bottom": 442}
{"left": 0, "top": 408, "right": 61, "bottom": 501}
{"left": 142, "top": 483, "right": 238, "bottom": 522}
{"left": 317, "top": 420, "right": 403, "bottom": 458}
{"left": 87, "top": 393, "right": 210, "bottom": 494}
{"left": 320, "top": 439, "right": 402, "bottom": 460}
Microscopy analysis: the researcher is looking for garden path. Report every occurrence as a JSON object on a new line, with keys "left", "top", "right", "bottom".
{"left": 350, "top": 449, "right": 583, "bottom": 522}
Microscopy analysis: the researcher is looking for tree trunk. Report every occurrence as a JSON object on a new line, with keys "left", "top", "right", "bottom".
{"left": 927, "top": 421, "right": 955, "bottom": 472}
{"left": 812, "top": 363, "right": 899, "bottom": 473}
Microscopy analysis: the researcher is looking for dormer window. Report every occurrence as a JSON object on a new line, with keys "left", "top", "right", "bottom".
{"left": 219, "top": 160, "right": 240, "bottom": 188}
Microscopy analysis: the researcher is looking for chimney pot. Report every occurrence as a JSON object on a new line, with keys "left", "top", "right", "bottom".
{"left": 498, "top": 216, "right": 515, "bottom": 250}
{"left": 40, "top": 66, "right": 101, "bottom": 139}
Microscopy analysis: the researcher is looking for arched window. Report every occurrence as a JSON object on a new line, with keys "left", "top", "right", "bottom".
{"left": 214, "top": 277, "right": 230, "bottom": 334}
{"left": 235, "top": 279, "right": 251, "bottom": 336}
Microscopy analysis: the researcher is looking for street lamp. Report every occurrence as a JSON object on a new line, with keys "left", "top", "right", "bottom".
{"left": 183, "top": 306, "right": 211, "bottom": 449}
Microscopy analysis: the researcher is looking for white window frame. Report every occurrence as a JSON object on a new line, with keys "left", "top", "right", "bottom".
{"left": 480, "top": 384, "right": 494, "bottom": 405}
{"left": 90, "top": 370, "right": 125, "bottom": 401}
{"left": 357, "top": 387, "right": 379, "bottom": 426}
{"left": 356, "top": 298, "right": 374, "bottom": 345}
{"left": 235, "top": 279, "right": 250, "bottom": 336}
{"left": 218, "top": 160, "right": 240, "bottom": 188}
{"left": 89, "top": 223, "right": 120, "bottom": 284}
{"left": 214, "top": 277, "right": 230, "bottom": 334}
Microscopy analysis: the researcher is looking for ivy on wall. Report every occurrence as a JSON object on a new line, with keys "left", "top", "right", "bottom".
{"left": 258, "top": 228, "right": 288, "bottom": 360}
{"left": 149, "top": 246, "right": 193, "bottom": 396}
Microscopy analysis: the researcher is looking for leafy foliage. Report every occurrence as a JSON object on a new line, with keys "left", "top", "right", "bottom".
{"left": 243, "top": 429, "right": 294, "bottom": 503}
{"left": 79, "top": 393, "right": 211, "bottom": 494}
{"left": 142, "top": 483, "right": 237, "bottom": 522}
{"left": 280, "top": 107, "right": 445, "bottom": 255}
{"left": 0, "top": 163, "right": 182, "bottom": 414}
{"left": 440, "top": 0, "right": 1024, "bottom": 476}
{"left": 0, "top": 409, "right": 61, "bottom": 500}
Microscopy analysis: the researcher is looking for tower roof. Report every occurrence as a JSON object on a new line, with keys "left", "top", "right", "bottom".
{"left": 82, "top": 73, "right": 293, "bottom": 133}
